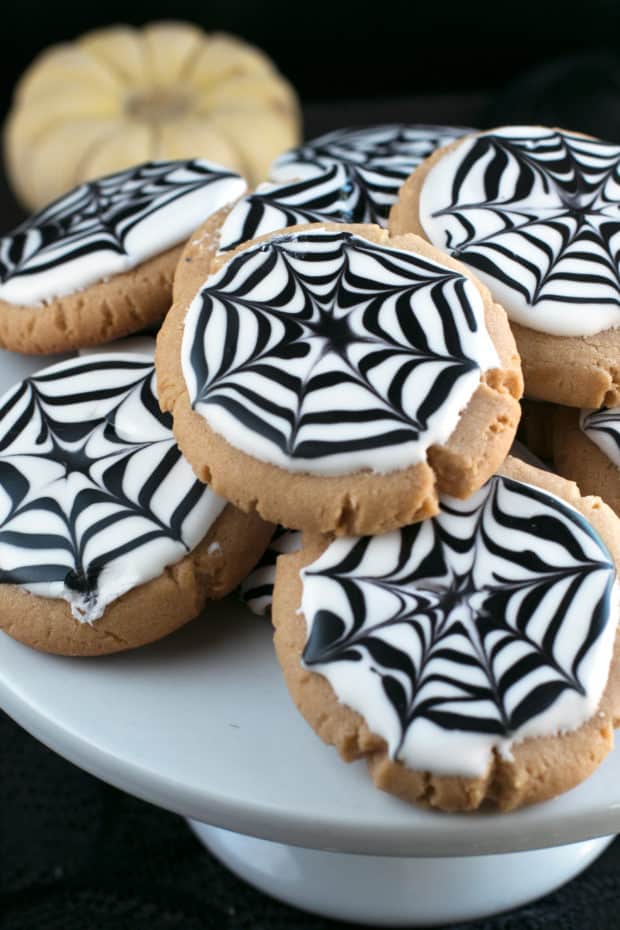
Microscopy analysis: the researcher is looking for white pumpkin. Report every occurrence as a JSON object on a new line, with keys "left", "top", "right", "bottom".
{"left": 4, "top": 21, "right": 301, "bottom": 210}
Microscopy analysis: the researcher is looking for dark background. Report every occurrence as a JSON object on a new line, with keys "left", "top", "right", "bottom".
{"left": 0, "top": 0, "right": 619, "bottom": 127}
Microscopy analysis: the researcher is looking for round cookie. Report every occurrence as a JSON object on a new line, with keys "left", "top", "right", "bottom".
{"left": 273, "top": 456, "right": 620, "bottom": 812}
{"left": 0, "top": 159, "right": 246, "bottom": 354}
{"left": 156, "top": 222, "right": 523, "bottom": 537}
{"left": 0, "top": 353, "right": 272, "bottom": 656}
{"left": 271, "top": 124, "right": 472, "bottom": 227}
{"left": 390, "top": 126, "right": 620, "bottom": 408}
{"left": 553, "top": 406, "right": 620, "bottom": 515}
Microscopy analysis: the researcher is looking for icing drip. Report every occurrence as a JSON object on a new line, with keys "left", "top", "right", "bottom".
{"left": 418, "top": 126, "right": 620, "bottom": 337}
{"left": 240, "top": 527, "right": 302, "bottom": 616}
{"left": 271, "top": 124, "right": 470, "bottom": 227}
{"left": 300, "top": 475, "right": 618, "bottom": 777}
{"left": 182, "top": 229, "right": 499, "bottom": 477}
{"left": 581, "top": 407, "right": 620, "bottom": 468}
{"left": 0, "top": 160, "right": 247, "bottom": 305}
{"left": 0, "top": 354, "right": 226, "bottom": 621}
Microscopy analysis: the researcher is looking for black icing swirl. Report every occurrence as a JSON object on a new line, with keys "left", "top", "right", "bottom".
{"left": 184, "top": 229, "right": 497, "bottom": 473}
{"left": 0, "top": 355, "right": 218, "bottom": 619}
{"left": 581, "top": 407, "right": 620, "bottom": 466}
{"left": 423, "top": 128, "right": 620, "bottom": 317}
{"left": 239, "top": 526, "right": 301, "bottom": 616}
{"left": 218, "top": 167, "right": 360, "bottom": 252}
{"left": 302, "top": 475, "right": 616, "bottom": 746}
{"left": 271, "top": 124, "right": 470, "bottom": 227}
{"left": 0, "top": 160, "right": 242, "bottom": 285}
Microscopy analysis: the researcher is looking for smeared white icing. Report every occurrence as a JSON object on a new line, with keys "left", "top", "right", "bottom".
{"left": 0, "top": 353, "right": 226, "bottom": 621}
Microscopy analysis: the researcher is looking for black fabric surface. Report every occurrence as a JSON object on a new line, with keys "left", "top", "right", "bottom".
{"left": 3, "top": 63, "right": 620, "bottom": 930}
{"left": 2, "top": 709, "right": 620, "bottom": 930}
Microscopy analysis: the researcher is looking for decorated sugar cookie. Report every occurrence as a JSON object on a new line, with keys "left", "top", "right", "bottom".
{"left": 217, "top": 172, "right": 359, "bottom": 252}
{"left": 156, "top": 222, "right": 522, "bottom": 536}
{"left": 0, "top": 159, "right": 246, "bottom": 354}
{"left": 390, "top": 126, "right": 620, "bottom": 407}
{"left": 173, "top": 169, "right": 363, "bottom": 294}
{"left": 0, "top": 353, "right": 272, "bottom": 655}
{"left": 273, "top": 457, "right": 620, "bottom": 812}
{"left": 172, "top": 125, "right": 472, "bottom": 296}
{"left": 271, "top": 124, "right": 471, "bottom": 227}
{"left": 554, "top": 405, "right": 620, "bottom": 515}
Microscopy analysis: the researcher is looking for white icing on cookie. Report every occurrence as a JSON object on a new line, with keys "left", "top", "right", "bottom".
{"left": 182, "top": 228, "right": 499, "bottom": 477}
{"left": 0, "top": 160, "right": 246, "bottom": 306}
{"left": 271, "top": 124, "right": 470, "bottom": 227}
{"left": 300, "top": 474, "right": 618, "bottom": 777}
{"left": 240, "top": 527, "right": 302, "bottom": 616}
{"left": 217, "top": 170, "right": 359, "bottom": 252}
{"left": 581, "top": 407, "right": 620, "bottom": 468}
{"left": 0, "top": 353, "right": 225, "bottom": 621}
{"left": 418, "top": 126, "right": 620, "bottom": 337}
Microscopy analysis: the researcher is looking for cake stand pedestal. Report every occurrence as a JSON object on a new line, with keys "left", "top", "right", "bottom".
{"left": 191, "top": 821, "right": 613, "bottom": 926}
{"left": 1, "top": 606, "right": 618, "bottom": 926}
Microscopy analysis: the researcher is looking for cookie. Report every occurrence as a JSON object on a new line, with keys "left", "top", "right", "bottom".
{"left": 173, "top": 169, "right": 358, "bottom": 296}
{"left": 390, "top": 126, "right": 620, "bottom": 408}
{"left": 553, "top": 406, "right": 620, "bottom": 515}
{"left": 0, "top": 353, "right": 272, "bottom": 656}
{"left": 172, "top": 125, "right": 473, "bottom": 295}
{"left": 156, "top": 222, "right": 522, "bottom": 536}
{"left": 0, "top": 159, "right": 246, "bottom": 354}
{"left": 273, "top": 456, "right": 620, "bottom": 812}
{"left": 239, "top": 527, "right": 302, "bottom": 616}
{"left": 271, "top": 124, "right": 472, "bottom": 227}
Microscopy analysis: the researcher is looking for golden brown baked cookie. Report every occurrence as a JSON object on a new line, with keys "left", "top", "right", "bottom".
{"left": 0, "top": 159, "right": 246, "bottom": 353}
{"left": 1, "top": 505, "right": 271, "bottom": 657}
{"left": 553, "top": 406, "right": 620, "bottom": 516}
{"left": 389, "top": 126, "right": 620, "bottom": 408}
{"left": 0, "top": 353, "right": 272, "bottom": 656}
{"left": 273, "top": 456, "right": 620, "bottom": 812}
{"left": 156, "top": 221, "right": 522, "bottom": 537}
{"left": 172, "top": 204, "right": 235, "bottom": 305}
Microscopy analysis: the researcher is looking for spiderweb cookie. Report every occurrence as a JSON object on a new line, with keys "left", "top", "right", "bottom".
{"left": 157, "top": 222, "right": 522, "bottom": 536}
{"left": 0, "top": 353, "right": 272, "bottom": 655}
{"left": 0, "top": 159, "right": 246, "bottom": 353}
{"left": 273, "top": 457, "right": 620, "bottom": 811}
{"left": 391, "top": 126, "right": 620, "bottom": 407}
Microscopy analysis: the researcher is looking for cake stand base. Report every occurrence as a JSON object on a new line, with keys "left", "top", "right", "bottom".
{"left": 189, "top": 820, "right": 614, "bottom": 927}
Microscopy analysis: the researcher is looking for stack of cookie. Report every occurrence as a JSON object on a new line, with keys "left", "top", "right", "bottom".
{"left": 1, "top": 124, "right": 620, "bottom": 815}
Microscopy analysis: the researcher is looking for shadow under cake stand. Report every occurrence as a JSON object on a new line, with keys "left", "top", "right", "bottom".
{"left": 1, "top": 598, "right": 618, "bottom": 927}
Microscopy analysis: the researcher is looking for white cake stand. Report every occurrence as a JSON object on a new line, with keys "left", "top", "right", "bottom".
{"left": 1, "top": 604, "right": 619, "bottom": 927}
{"left": 0, "top": 346, "right": 618, "bottom": 926}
